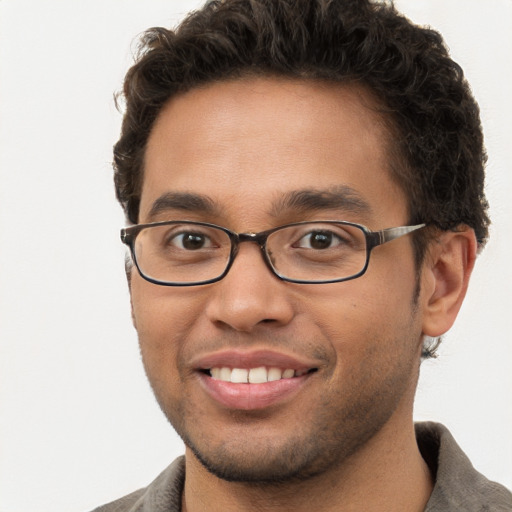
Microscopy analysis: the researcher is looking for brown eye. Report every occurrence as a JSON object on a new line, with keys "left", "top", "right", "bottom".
{"left": 170, "top": 232, "right": 211, "bottom": 250}
{"left": 309, "top": 232, "right": 332, "bottom": 249}
{"left": 296, "top": 230, "right": 341, "bottom": 250}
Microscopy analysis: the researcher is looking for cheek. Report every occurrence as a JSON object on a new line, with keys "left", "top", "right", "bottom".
{"left": 131, "top": 275, "right": 204, "bottom": 336}
{"left": 303, "top": 263, "right": 420, "bottom": 357}
{"left": 308, "top": 277, "right": 410, "bottom": 323}
{"left": 130, "top": 277, "right": 206, "bottom": 378}
{"left": 309, "top": 281, "right": 421, "bottom": 402}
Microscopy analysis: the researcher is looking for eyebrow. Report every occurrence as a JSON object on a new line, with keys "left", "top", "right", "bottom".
{"left": 270, "top": 186, "right": 373, "bottom": 217}
{"left": 146, "top": 186, "right": 372, "bottom": 222}
{"left": 147, "top": 192, "right": 219, "bottom": 220}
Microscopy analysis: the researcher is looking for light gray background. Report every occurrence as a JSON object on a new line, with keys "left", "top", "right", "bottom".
{"left": 1, "top": 1, "right": 511, "bottom": 510}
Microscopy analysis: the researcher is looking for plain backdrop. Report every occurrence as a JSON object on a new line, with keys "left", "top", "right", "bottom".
{"left": 0, "top": 1, "right": 511, "bottom": 510}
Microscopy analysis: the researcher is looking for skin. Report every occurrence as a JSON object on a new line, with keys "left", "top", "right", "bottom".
{"left": 130, "top": 77, "right": 476, "bottom": 511}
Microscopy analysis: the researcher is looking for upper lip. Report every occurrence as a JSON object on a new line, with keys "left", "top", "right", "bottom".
{"left": 191, "top": 349, "right": 321, "bottom": 371}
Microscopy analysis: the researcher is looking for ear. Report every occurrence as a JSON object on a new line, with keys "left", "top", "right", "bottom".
{"left": 421, "top": 227, "right": 477, "bottom": 337}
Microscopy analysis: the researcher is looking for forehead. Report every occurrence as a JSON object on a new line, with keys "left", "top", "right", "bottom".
{"left": 141, "top": 77, "right": 407, "bottom": 227}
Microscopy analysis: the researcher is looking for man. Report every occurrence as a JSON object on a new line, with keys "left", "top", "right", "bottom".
{"left": 95, "top": 0, "right": 512, "bottom": 510}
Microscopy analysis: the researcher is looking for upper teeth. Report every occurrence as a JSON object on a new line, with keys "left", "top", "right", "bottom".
{"left": 210, "top": 366, "right": 306, "bottom": 383}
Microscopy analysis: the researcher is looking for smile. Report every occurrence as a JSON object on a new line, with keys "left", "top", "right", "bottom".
{"left": 192, "top": 349, "right": 321, "bottom": 410}
{"left": 207, "top": 366, "right": 315, "bottom": 383}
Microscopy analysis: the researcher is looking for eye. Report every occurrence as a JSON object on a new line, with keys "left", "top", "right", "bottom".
{"left": 168, "top": 231, "right": 213, "bottom": 250}
{"left": 295, "top": 230, "right": 344, "bottom": 250}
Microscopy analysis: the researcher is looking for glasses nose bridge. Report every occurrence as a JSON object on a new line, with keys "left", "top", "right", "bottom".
{"left": 236, "top": 231, "right": 268, "bottom": 245}
{"left": 229, "top": 231, "right": 273, "bottom": 270}
{"left": 233, "top": 231, "right": 270, "bottom": 254}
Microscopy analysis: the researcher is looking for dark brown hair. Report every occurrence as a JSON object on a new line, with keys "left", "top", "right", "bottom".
{"left": 115, "top": 0, "right": 489, "bottom": 252}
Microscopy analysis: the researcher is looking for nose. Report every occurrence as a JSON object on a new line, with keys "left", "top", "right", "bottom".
{"left": 204, "top": 242, "right": 295, "bottom": 333}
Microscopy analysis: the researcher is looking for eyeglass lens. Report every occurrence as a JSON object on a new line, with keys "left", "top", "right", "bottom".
{"left": 132, "top": 222, "right": 368, "bottom": 284}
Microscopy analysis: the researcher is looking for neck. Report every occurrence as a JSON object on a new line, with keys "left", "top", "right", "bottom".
{"left": 182, "top": 417, "right": 433, "bottom": 512}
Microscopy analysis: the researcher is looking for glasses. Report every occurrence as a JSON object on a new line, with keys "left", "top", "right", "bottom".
{"left": 120, "top": 220, "right": 425, "bottom": 286}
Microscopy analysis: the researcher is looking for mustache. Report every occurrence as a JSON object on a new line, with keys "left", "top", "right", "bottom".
{"left": 178, "top": 333, "right": 332, "bottom": 366}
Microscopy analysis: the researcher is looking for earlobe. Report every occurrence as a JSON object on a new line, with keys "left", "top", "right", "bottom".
{"left": 421, "top": 227, "right": 477, "bottom": 338}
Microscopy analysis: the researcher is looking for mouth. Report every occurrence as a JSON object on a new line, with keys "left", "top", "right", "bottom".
{"left": 193, "top": 350, "right": 320, "bottom": 410}
{"left": 201, "top": 366, "right": 318, "bottom": 383}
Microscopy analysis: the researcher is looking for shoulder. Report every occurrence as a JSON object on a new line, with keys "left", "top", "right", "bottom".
{"left": 416, "top": 422, "right": 512, "bottom": 511}
{"left": 90, "top": 456, "right": 185, "bottom": 512}
{"left": 90, "top": 488, "right": 145, "bottom": 512}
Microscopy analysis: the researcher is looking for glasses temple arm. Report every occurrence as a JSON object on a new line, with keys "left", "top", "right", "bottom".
{"left": 367, "top": 223, "right": 426, "bottom": 250}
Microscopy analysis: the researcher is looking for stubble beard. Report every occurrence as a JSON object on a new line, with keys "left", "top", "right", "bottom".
{"left": 147, "top": 346, "right": 418, "bottom": 485}
{"left": 182, "top": 403, "right": 396, "bottom": 484}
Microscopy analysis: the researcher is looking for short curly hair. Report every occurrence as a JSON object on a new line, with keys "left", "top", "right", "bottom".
{"left": 115, "top": 0, "right": 489, "bottom": 255}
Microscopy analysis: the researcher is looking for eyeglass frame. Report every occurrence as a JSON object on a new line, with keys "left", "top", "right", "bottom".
{"left": 120, "top": 220, "right": 426, "bottom": 286}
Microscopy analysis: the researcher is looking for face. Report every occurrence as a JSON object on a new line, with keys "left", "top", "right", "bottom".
{"left": 131, "top": 78, "right": 425, "bottom": 482}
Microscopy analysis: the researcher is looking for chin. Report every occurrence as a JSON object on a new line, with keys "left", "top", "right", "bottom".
{"left": 176, "top": 408, "right": 387, "bottom": 485}
{"left": 186, "top": 437, "right": 329, "bottom": 484}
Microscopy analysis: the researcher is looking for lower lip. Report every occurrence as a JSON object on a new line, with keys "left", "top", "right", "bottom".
{"left": 198, "top": 372, "right": 312, "bottom": 410}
